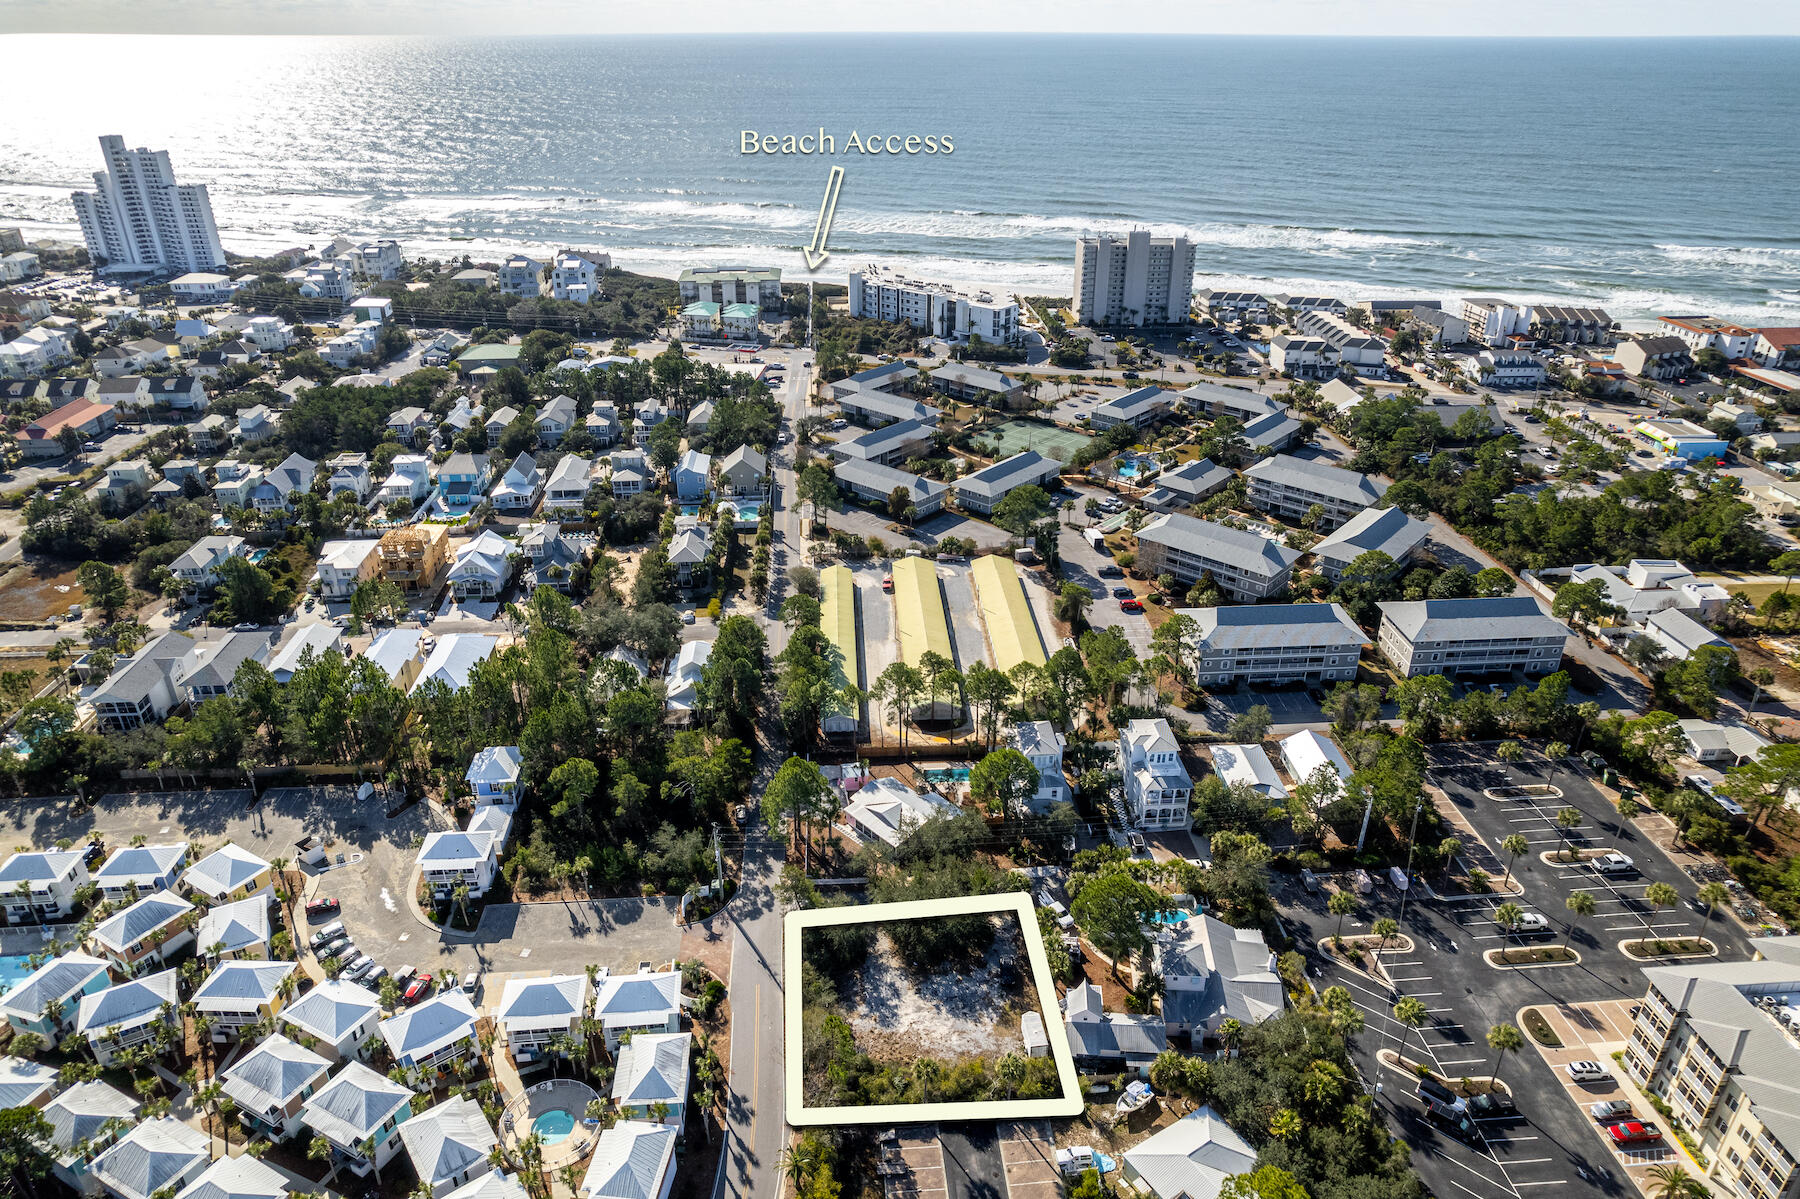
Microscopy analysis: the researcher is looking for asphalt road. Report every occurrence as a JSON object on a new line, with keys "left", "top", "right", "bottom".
{"left": 714, "top": 830, "right": 786, "bottom": 1199}
{"left": 939, "top": 1125, "right": 1007, "bottom": 1199}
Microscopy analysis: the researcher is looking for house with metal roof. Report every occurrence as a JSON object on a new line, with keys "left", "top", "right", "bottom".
{"left": 612, "top": 1032, "right": 691, "bottom": 1134}
{"left": 196, "top": 894, "right": 272, "bottom": 960}
{"left": 76, "top": 970, "right": 181, "bottom": 1064}
{"left": 489, "top": 452, "right": 543, "bottom": 513}
{"left": 1645, "top": 607, "right": 1731, "bottom": 662}
{"left": 443, "top": 1170, "right": 529, "bottom": 1199}
{"left": 952, "top": 450, "right": 1062, "bottom": 516}
{"left": 173, "top": 1156, "right": 289, "bottom": 1199}
{"left": 1376, "top": 596, "right": 1569, "bottom": 678}
{"left": 497, "top": 973, "right": 592, "bottom": 1063}
{"left": 0, "top": 848, "right": 88, "bottom": 922}
{"left": 1121, "top": 1106, "right": 1257, "bottom": 1199}
{"left": 1062, "top": 982, "right": 1165, "bottom": 1067}
{"left": 171, "top": 631, "right": 274, "bottom": 708}
{"left": 832, "top": 458, "right": 946, "bottom": 518}
{"left": 280, "top": 979, "right": 384, "bottom": 1061}
{"left": 90, "top": 1117, "right": 212, "bottom": 1199}
{"left": 1678, "top": 719, "right": 1770, "bottom": 767}
{"left": 446, "top": 531, "right": 517, "bottom": 602}
{"left": 400, "top": 1095, "right": 500, "bottom": 1195}
{"left": 192, "top": 959, "right": 295, "bottom": 1041}
{"left": 362, "top": 628, "right": 426, "bottom": 691}
{"left": 169, "top": 535, "right": 247, "bottom": 593}
{"left": 42, "top": 1080, "right": 140, "bottom": 1195}
{"left": 1278, "top": 729, "right": 1352, "bottom": 799}
{"left": 674, "top": 449, "right": 711, "bottom": 501}
{"left": 1156, "top": 912, "right": 1282, "bottom": 1039}
{"left": 1244, "top": 455, "right": 1386, "bottom": 529}
{"left": 1183, "top": 603, "right": 1368, "bottom": 686}
{"left": 1141, "top": 458, "right": 1233, "bottom": 514}
{"left": 842, "top": 777, "right": 956, "bottom": 848}
{"left": 0, "top": 1054, "right": 58, "bottom": 1109}
{"left": 94, "top": 842, "right": 189, "bottom": 903}
{"left": 181, "top": 843, "right": 271, "bottom": 905}
{"left": 829, "top": 416, "right": 937, "bottom": 468}
{"left": 0, "top": 950, "right": 110, "bottom": 1047}
{"left": 541, "top": 454, "right": 597, "bottom": 513}
{"left": 581, "top": 1122, "right": 678, "bottom": 1199}
{"left": 1119, "top": 718, "right": 1191, "bottom": 831}
{"left": 664, "top": 638, "right": 712, "bottom": 722}
{"left": 88, "top": 891, "right": 195, "bottom": 973}
{"left": 466, "top": 745, "right": 523, "bottom": 807}
{"left": 1209, "top": 743, "right": 1287, "bottom": 799}
{"left": 1014, "top": 721, "right": 1068, "bottom": 808}
{"left": 1134, "top": 514, "right": 1300, "bottom": 601}
{"left": 219, "top": 1033, "right": 331, "bottom": 1141}
{"left": 411, "top": 634, "right": 499, "bottom": 695}
{"left": 1310, "top": 504, "right": 1429, "bottom": 580}
{"left": 381, "top": 990, "right": 480, "bottom": 1071}
{"left": 301, "top": 1060, "right": 414, "bottom": 1176}
{"left": 417, "top": 829, "right": 500, "bottom": 902}
{"left": 591, "top": 969, "right": 683, "bottom": 1052}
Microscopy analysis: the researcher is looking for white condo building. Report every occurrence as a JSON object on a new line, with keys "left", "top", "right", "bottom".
{"left": 1073, "top": 232, "right": 1195, "bottom": 327}
{"left": 71, "top": 136, "right": 225, "bottom": 273}
{"left": 846, "top": 266, "right": 1019, "bottom": 344}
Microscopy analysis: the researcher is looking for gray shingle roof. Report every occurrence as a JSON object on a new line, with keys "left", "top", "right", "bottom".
{"left": 954, "top": 450, "right": 1060, "bottom": 500}
{"left": 1378, "top": 596, "right": 1568, "bottom": 643}
{"left": 1184, "top": 603, "right": 1368, "bottom": 652}
{"left": 831, "top": 458, "right": 947, "bottom": 504}
{"left": 1312, "top": 504, "right": 1430, "bottom": 567}
{"left": 1245, "top": 455, "right": 1387, "bottom": 506}
{"left": 1135, "top": 513, "right": 1302, "bottom": 575}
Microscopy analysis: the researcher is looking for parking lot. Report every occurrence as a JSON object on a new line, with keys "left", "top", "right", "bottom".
{"left": 1282, "top": 745, "right": 1757, "bottom": 1199}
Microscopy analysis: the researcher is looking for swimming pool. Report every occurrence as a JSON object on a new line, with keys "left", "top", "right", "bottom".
{"left": 1144, "top": 909, "right": 1195, "bottom": 925}
{"left": 1116, "top": 458, "right": 1141, "bottom": 479}
{"left": 921, "top": 766, "right": 972, "bottom": 784}
{"left": 0, "top": 954, "right": 37, "bottom": 999}
{"left": 531, "top": 1110, "right": 576, "bottom": 1145}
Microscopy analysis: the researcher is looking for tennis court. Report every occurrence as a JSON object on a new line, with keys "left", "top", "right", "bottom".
{"left": 980, "top": 419, "right": 1091, "bottom": 460}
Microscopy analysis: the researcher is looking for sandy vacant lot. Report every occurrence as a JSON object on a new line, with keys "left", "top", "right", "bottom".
{"left": 842, "top": 915, "right": 1044, "bottom": 1065}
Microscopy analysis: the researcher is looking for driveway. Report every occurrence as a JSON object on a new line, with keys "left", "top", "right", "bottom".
{"left": 940, "top": 1125, "right": 1007, "bottom": 1199}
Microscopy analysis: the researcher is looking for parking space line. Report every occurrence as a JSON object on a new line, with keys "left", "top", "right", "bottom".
{"left": 1438, "top": 1057, "right": 1486, "bottom": 1066}
{"left": 1513, "top": 1182, "right": 1569, "bottom": 1188}
{"left": 1391, "top": 975, "right": 1434, "bottom": 982}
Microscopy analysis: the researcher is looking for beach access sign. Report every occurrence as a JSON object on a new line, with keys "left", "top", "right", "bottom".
{"left": 740, "top": 128, "right": 955, "bottom": 155}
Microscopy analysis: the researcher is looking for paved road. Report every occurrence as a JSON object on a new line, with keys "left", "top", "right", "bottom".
{"left": 714, "top": 830, "right": 786, "bottom": 1199}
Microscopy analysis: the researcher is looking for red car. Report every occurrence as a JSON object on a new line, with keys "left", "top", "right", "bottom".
{"left": 1607, "top": 1121, "right": 1661, "bottom": 1146}
{"left": 881, "top": 575, "right": 893, "bottom": 592}
{"left": 305, "top": 898, "right": 340, "bottom": 919}
{"left": 404, "top": 974, "right": 434, "bottom": 1005}
{"left": 1119, "top": 598, "right": 1145, "bottom": 614}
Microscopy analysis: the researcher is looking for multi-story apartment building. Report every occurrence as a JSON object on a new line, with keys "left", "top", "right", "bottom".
{"left": 1073, "top": 232, "right": 1195, "bottom": 327}
{"left": 1311, "top": 504, "right": 1430, "bottom": 581}
{"left": 1183, "top": 604, "right": 1368, "bottom": 687}
{"left": 1660, "top": 316, "right": 1760, "bottom": 360}
{"left": 1623, "top": 941, "right": 1800, "bottom": 1199}
{"left": 1268, "top": 335, "right": 1337, "bottom": 379}
{"left": 1460, "top": 297, "right": 1533, "bottom": 346}
{"left": 1462, "top": 349, "right": 1548, "bottom": 388}
{"left": 1616, "top": 335, "right": 1697, "bottom": 381}
{"left": 1376, "top": 596, "right": 1570, "bottom": 677}
{"left": 1118, "top": 718, "right": 1192, "bottom": 831}
{"left": 71, "top": 136, "right": 225, "bottom": 273}
{"left": 678, "top": 266, "right": 783, "bottom": 312}
{"left": 1529, "top": 304, "right": 1613, "bottom": 344}
{"left": 1194, "top": 290, "right": 1270, "bottom": 325}
{"left": 845, "top": 266, "right": 1020, "bottom": 344}
{"left": 1133, "top": 513, "right": 1301, "bottom": 601}
{"left": 953, "top": 450, "right": 1063, "bottom": 515}
{"left": 1295, "top": 310, "right": 1388, "bottom": 370}
{"left": 1244, "top": 455, "right": 1387, "bottom": 529}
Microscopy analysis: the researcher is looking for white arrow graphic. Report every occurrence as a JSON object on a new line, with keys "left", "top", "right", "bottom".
{"left": 802, "top": 166, "right": 844, "bottom": 271}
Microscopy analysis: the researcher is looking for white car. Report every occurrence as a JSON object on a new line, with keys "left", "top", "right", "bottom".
{"left": 1512, "top": 911, "right": 1550, "bottom": 934}
{"left": 1566, "top": 1060, "right": 1610, "bottom": 1083}
{"left": 1592, "top": 852, "right": 1635, "bottom": 875}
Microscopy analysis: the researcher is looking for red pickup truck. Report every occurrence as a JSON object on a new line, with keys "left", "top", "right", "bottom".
{"left": 1607, "top": 1121, "right": 1662, "bottom": 1146}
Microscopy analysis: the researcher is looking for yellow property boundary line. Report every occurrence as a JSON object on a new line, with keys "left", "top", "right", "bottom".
{"left": 783, "top": 892, "right": 1084, "bottom": 1125}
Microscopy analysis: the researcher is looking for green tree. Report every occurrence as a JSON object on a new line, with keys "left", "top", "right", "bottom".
{"left": 962, "top": 661, "right": 1016, "bottom": 751}
{"left": 968, "top": 748, "right": 1039, "bottom": 819}
{"left": 1053, "top": 582, "right": 1093, "bottom": 628}
{"left": 1225, "top": 704, "right": 1273, "bottom": 744}
{"left": 1328, "top": 889, "right": 1356, "bottom": 946}
{"left": 1552, "top": 578, "right": 1623, "bottom": 627}
{"left": 1220, "top": 1165, "right": 1310, "bottom": 1199}
{"left": 1392, "top": 995, "right": 1429, "bottom": 1060}
{"left": 1493, "top": 901, "right": 1524, "bottom": 939}
{"left": 1644, "top": 881, "right": 1679, "bottom": 916}
{"left": 1486, "top": 1022, "right": 1524, "bottom": 1083}
{"left": 1562, "top": 889, "right": 1596, "bottom": 950}
{"left": 1071, "top": 872, "right": 1165, "bottom": 977}
{"left": 990, "top": 485, "right": 1052, "bottom": 537}
{"left": 761, "top": 757, "right": 834, "bottom": 867}
{"left": 1499, "top": 833, "right": 1529, "bottom": 888}
{"left": 78, "top": 561, "right": 130, "bottom": 622}
{"left": 1473, "top": 567, "right": 1514, "bottom": 597}
{"left": 1697, "top": 881, "right": 1730, "bottom": 923}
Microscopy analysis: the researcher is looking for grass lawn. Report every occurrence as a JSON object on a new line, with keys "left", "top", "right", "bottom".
{"left": 0, "top": 563, "right": 88, "bottom": 622}
{"left": 1702, "top": 577, "right": 1792, "bottom": 608}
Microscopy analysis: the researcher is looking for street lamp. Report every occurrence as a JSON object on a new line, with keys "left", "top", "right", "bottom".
{"left": 1395, "top": 797, "right": 1426, "bottom": 933}
{"left": 1353, "top": 786, "right": 1376, "bottom": 854}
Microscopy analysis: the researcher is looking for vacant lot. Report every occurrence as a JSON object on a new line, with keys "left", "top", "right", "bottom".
{"left": 0, "top": 563, "right": 87, "bottom": 622}
{"left": 844, "top": 918, "right": 1040, "bottom": 1064}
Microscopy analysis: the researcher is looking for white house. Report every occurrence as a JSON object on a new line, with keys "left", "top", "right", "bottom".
{"left": 191, "top": 959, "right": 294, "bottom": 1041}
{"left": 41, "top": 1081, "right": 140, "bottom": 1196}
{"left": 411, "top": 634, "right": 499, "bottom": 695}
{"left": 536, "top": 395, "right": 576, "bottom": 445}
{"left": 1645, "top": 607, "right": 1731, "bottom": 662}
{"left": 841, "top": 777, "right": 956, "bottom": 848}
{"left": 234, "top": 405, "right": 278, "bottom": 444}
{"left": 611, "top": 1032, "right": 690, "bottom": 1133}
{"left": 582, "top": 1122, "right": 677, "bottom": 1199}
{"left": 168, "top": 535, "right": 247, "bottom": 593}
{"left": 489, "top": 453, "right": 544, "bottom": 513}
{"left": 417, "top": 830, "right": 500, "bottom": 902}
{"left": 1119, "top": 719, "right": 1192, "bottom": 831}
{"left": 550, "top": 252, "right": 605, "bottom": 303}
{"left": 0, "top": 951, "right": 110, "bottom": 1047}
{"left": 466, "top": 745, "right": 523, "bottom": 807}
{"left": 0, "top": 849, "right": 89, "bottom": 922}
{"left": 1277, "top": 729, "right": 1352, "bottom": 802}
{"left": 400, "top": 1096, "right": 500, "bottom": 1197}
{"left": 1679, "top": 719, "right": 1771, "bottom": 766}
{"left": 1013, "top": 720, "right": 1067, "bottom": 808}
{"left": 195, "top": 895, "right": 272, "bottom": 960}
{"left": 181, "top": 843, "right": 272, "bottom": 905}
{"left": 281, "top": 979, "right": 385, "bottom": 1061}
{"left": 381, "top": 991, "right": 481, "bottom": 1071}
{"left": 89, "top": 1118, "right": 212, "bottom": 1199}
{"left": 446, "top": 530, "right": 517, "bottom": 601}
{"left": 1121, "top": 1107, "right": 1258, "bottom": 1199}
{"left": 75, "top": 969, "right": 182, "bottom": 1064}
{"left": 542, "top": 455, "right": 596, "bottom": 513}
{"left": 664, "top": 639, "right": 712, "bottom": 721}
{"left": 377, "top": 454, "right": 434, "bottom": 507}
{"left": 316, "top": 538, "right": 382, "bottom": 602}
{"left": 94, "top": 844, "right": 189, "bottom": 904}
{"left": 301, "top": 1060, "right": 415, "bottom": 1177}
{"left": 496, "top": 974, "right": 592, "bottom": 1064}
{"left": 174, "top": 1156, "right": 290, "bottom": 1199}
{"left": 1209, "top": 743, "right": 1287, "bottom": 800}
{"left": 591, "top": 969, "right": 683, "bottom": 1052}
{"left": 1155, "top": 912, "right": 1282, "bottom": 1039}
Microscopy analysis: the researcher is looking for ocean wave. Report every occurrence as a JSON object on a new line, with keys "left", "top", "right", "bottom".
{"left": 1654, "top": 243, "right": 1800, "bottom": 270}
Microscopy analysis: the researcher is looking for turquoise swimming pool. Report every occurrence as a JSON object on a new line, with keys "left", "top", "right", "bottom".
{"left": 922, "top": 766, "right": 971, "bottom": 784}
{"left": 0, "top": 954, "right": 37, "bottom": 999}
{"left": 531, "top": 1110, "right": 575, "bottom": 1145}
{"left": 1144, "top": 909, "right": 1195, "bottom": 925}
{"left": 1116, "top": 458, "right": 1141, "bottom": 479}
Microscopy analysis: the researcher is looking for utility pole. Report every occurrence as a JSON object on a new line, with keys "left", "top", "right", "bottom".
{"left": 711, "top": 823, "right": 723, "bottom": 898}
{"left": 1396, "top": 797, "right": 1425, "bottom": 932}
{"left": 1353, "top": 786, "right": 1376, "bottom": 853}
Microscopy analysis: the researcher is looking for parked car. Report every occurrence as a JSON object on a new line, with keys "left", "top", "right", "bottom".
{"left": 461, "top": 972, "right": 481, "bottom": 997}
{"left": 340, "top": 955, "right": 374, "bottom": 981}
{"left": 1112, "top": 586, "right": 1135, "bottom": 598}
{"left": 360, "top": 965, "right": 388, "bottom": 990}
{"left": 1424, "top": 1098, "right": 1477, "bottom": 1139}
{"left": 1590, "top": 1100, "right": 1633, "bottom": 1121}
{"left": 83, "top": 840, "right": 107, "bottom": 867}
{"left": 1417, "top": 1078, "right": 1462, "bottom": 1109}
{"left": 1566, "top": 1060, "right": 1610, "bottom": 1083}
{"left": 305, "top": 898, "right": 340, "bottom": 919}
{"left": 309, "top": 923, "right": 345, "bottom": 950}
{"left": 321, "top": 937, "right": 353, "bottom": 960}
{"left": 881, "top": 575, "right": 893, "bottom": 593}
{"left": 1467, "top": 1092, "right": 1516, "bottom": 1119}
{"left": 1607, "top": 1121, "right": 1661, "bottom": 1146}
{"left": 1512, "top": 911, "right": 1551, "bottom": 936}
{"left": 391, "top": 965, "right": 416, "bottom": 988}
{"left": 1119, "top": 599, "right": 1145, "bottom": 614}
{"left": 1592, "top": 852, "right": 1636, "bottom": 875}
{"left": 403, "top": 974, "right": 433, "bottom": 1005}
{"left": 1098, "top": 565, "right": 1125, "bottom": 579}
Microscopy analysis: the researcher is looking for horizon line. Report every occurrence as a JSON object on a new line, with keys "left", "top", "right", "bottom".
{"left": 7, "top": 30, "right": 1800, "bottom": 38}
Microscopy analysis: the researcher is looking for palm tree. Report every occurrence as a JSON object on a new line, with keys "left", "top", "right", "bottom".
{"left": 1698, "top": 882, "right": 1730, "bottom": 923}
{"left": 1328, "top": 890, "right": 1356, "bottom": 947}
{"left": 1554, "top": 806, "right": 1583, "bottom": 859}
{"left": 1392, "top": 996, "right": 1429, "bottom": 1062}
{"left": 1486, "top": 1023, "right": 1524, "bottom": 1084}
{"left": 1499, "top": 834, "right": 1529, "bottom": 889}
{"left": 1270, "top": 1108, "right": 1302, "bottom": 1140}
{"left": 1493, "top": 902, "right": 1524, "bottom": 941}
{"left": 1645, "top": 882, "right": 1680, "bottom": 921}
{"left": 1563, "top": 889, "right": 1597, "bottom": 951}
{"left": 1372, "top": 917, "right": 1398, "bottom": 952}
{"left": 778, "top": 1142, "right": 822, "bottom": 1189}
{"left": 1646, "top": 1163, "right": 1709, "bottom": 1199}
{"left": 1218, "top": 1018, "right": 1243, "bottom": 1057}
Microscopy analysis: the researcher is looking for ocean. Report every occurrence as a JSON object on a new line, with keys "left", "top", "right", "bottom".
{"left": 2, "top": 33, "right": 1798, "bottom": 324}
